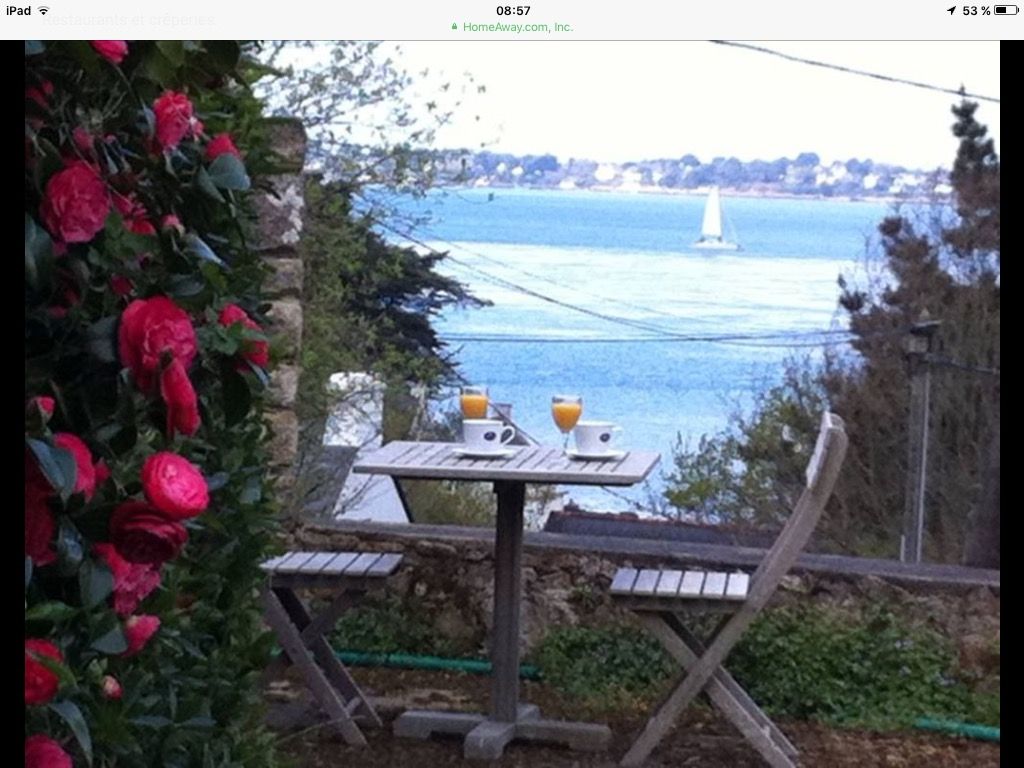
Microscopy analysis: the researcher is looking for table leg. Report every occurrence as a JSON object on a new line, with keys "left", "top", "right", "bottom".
{"left": 491, "top": 480, "right": 526, "bottom": 723}
{"left": 396, "top": 479, "right": 611, "bottom": 759}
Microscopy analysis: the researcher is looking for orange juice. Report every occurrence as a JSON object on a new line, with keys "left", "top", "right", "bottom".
{"left": 460, "top": 393, "right": 489, "bottom": 419}
{"left": 552, "top": 401, "right": 583, "bottom": 432}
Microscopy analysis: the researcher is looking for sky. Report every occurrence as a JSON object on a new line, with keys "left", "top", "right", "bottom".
{"left": 385, "top": 41, "right": 1001, "bottom": 170}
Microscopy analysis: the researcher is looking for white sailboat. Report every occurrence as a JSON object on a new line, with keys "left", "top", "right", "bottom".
{"left": 692, "top": 186, "right": 740, "bottom": 250}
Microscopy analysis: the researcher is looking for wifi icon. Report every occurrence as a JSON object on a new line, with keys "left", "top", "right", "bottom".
{"left": 38, "top": 5, "right": 50, "bottom": 13}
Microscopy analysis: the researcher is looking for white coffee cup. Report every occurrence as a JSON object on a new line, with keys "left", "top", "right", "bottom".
{"left": 463, "top": 419, "right": 516, "bottom": 451}
{"left": 573, "top": 421, "right": 622, "bottom": 454}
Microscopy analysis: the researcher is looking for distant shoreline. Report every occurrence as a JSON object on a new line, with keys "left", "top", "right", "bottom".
{"left": 435, "top": 183, "right": 944, "bottom": 207}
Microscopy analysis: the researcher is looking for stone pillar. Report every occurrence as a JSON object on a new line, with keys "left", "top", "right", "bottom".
{"left": 254, "top": 118, "right": 307, "bottom": 493}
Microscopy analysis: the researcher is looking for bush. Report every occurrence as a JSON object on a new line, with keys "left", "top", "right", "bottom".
{"left": 529, "top": 625, "right": 676, "bottom": 714}
{"left": 331, "top": 595, "right": 455, "bottom": 656}
{"left": 729, "top": 606, "right": 999, "bottom": 729}
{"left": 25, "top": 41, "right": 280, "bottom": 765}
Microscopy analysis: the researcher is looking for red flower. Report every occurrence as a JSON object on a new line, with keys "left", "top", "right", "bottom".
{"left": 109, "top": 501, "right": 188, "bottom": 565}
{"left": 118, "top": 297, "right": 197, "bottom": 392}
{"left": 218, "top": 304, "right": 269, "bottom": 368}
{"left": 91, "top": 40, "right": 128, "bottom": 65}
{"left": 122, "top": 615, "right": 160, "bottom": 656}
{"left": 53, "top": 433, "right": 96, "bottom": 500}
{"left": 24, "top": 735, "right": 72, "bottom": 768}
{"left": 94, "top": 459, "right": 111, "bottom": 486}
{"left": 93, "top": 542, "right": 162, "bottom": 614}
{"left": 25, "top": 481, "right": 56, "bottom": 567}
{"left": 39, "top": 160, "right": 110, "bottom": 244}
{"left": 141, "top": 453, "right": 209, "bottom": 519}
{"left": 25, "top": 639, "right": 63, "bottom": 705}
{"left": 72, "top": 126, "right": 95, "bottom": 154}
{"left": 152, "top": 91, "right": 198, "bottom": 151}
{"left": 25, "top": 80, "right": 54, "bottom": 111}
{"left": 28, "top": 396, "right": 55, "bottom": 417}
{"left": 159, "top": 357, "right": 201, "bottom": 437}
{"left": 110, "top": 275, "right": 134, "bottom": 297}
{"left": 101, "top": 675, "right": 123, "bottom": 700}
{"left": 205, "top": 133, "right": 241, "bottom": 161}
{"left": 113, "top": 193, "right": 156, "bottom": 236}
{"left": 160, "top": 214, "right": 184, "bottom": 234}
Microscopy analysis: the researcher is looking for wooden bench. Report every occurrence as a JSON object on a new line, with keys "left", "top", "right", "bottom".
{"left": 260, "top": 550, "right": 403, "bottom": 746}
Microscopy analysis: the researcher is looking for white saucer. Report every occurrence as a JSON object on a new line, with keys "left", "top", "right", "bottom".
{"left": 566, "top": 448, "right": 626, "bottom": 461}
{"left": 452, "top": 446, "right": 519, "bottom": 459}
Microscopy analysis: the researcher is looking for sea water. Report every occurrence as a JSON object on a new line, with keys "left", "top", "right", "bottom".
{"left": 385, "top": 187, "right": 889, "bottom": 510}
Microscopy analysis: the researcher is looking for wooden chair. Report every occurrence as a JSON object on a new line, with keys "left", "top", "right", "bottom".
{"left": 260, "top": 550, "right": 403, "bottom": 746}
{"left": 611, "top": 412, "right": 848, "bottom": 767}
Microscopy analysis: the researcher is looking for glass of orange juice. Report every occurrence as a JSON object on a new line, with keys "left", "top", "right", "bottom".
{"left": 552, "top": 394, "right": 583, "bottom": 449}
{"left": 460, "top": 386, "right": 489, "bottom": 420}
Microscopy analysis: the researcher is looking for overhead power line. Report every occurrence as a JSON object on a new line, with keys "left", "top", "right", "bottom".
{"left": 710, "top": 41, "right": 1000, "bottom": 104}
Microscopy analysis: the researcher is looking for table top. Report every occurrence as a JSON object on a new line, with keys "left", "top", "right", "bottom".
{"left": 353, "top": 441, "right": 660, "bottom": 487}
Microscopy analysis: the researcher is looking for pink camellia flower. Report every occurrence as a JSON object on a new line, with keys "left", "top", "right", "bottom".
{"left": 122, "top": 615, "right": 160, "bottom": 656}
{"left": 118, "top": 296, "right": 197, "bottom": 392}
{"left": 25, "top": 639, "right": 63, "bottom": 706}
{"left": 218, "top": 304, "right": 269, "bottom": 368}
{"left": 94, "top": 459, "right": 111, "bottom": 485}
{"left": 28, "top": 396, "right": 55, "bottom": 417}
{"left": 205, "top": 133, "right": 241, "bottom": 161}
{"left": 73, "top": 126, "right": 95, "bottom": 154}
{"left": 152, "top": 91, "right": 197, "bottom": 151}
{"left": 24, "top": 735, "right": 72, "bottom": 768}
{"left": 113, "top": 193, "right": 156, "bottom": 236}
{"left": 52, "top": 433, "right": 96, "bottom": 500}
{"left": 109, "top": 500, "right": 188, "bottom": 566}
{"left": 101, "top": 675, "right": 123, "bottom": 700}
{"left": 93, "top": 542, "right": 162, "bottom": 615}
{"left": 25, "top": 482, "right": 56, "bottom": 567}
{"left": 160, "top": 357, "right": 201, "bottom": 437}
{"left": 91, "top": 40, "right": 129, "bottom": 65}
{"left": 141, "top": 452, "right": 209, "bottom": 519}
{"left": 25, "top": 80, "right": 54, "bottom": 111}
{"left": 110, "top": 275, "right": 134, "bottom": 297}
{"left": 160, "top": 214, "right": 184, "bottom": 234}
{"left": 39, "top": 160, "right": 110, "bottom": 244}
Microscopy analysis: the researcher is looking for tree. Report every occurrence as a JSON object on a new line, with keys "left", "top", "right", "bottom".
{"left": 663, "top": 100, "right": 999, "bottom": 563}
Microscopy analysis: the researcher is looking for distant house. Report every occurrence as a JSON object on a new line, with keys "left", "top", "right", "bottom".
{"left": 542, "top": 505, "right": 780, "bottom": 548}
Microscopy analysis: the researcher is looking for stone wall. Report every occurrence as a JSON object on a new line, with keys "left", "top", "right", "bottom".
{"left": 290, "top": 520, "right": 1000, "bottom": 678}
{"left": 254, "top": 118, "right": 307, "bottom": 492}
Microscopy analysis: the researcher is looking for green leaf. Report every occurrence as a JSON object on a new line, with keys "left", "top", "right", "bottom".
{"left": 194, "top": 167, "right": 225, "bottom": 203}
{"left": 185, "top": 234, "right": 227, "bottom": 268}
{"left": 79, "top": 558, "right": 114, "bottom": 609}
{"left": 25, "top": 40, "right": 45, "bottom": 56}
{"left": 25, "top": 557, "right": 33, "bottom": 589}
{"left": 206, "top": 472, "right": 229, "bottom": 492}
{"left": 56, "top": 522, "right": 85, "bottom": 577}
{"left": 167, "top": 274, "right": 207, "bottom": 299}
{"left": 203, "top": 41, "right": 240, "bottom": 73}
{"left": 155, "top": 40, "right": 186, "bottom": 65}
{"left": 50, "top": 700, "right": 93, "bottom": 766}
{"left": 180, "top": 716, "right": 216, "bottom": 728}
{"left": 86, "top": 316, "right": 119, "bottom": 364}
{"left": 25, "top": 215, "right": 54, "bottom": 290}
{"left": 222, "top": 369, "right": 252, "bottom": 427}
{"left": 26, "top": 601, "right": 78, "bottom": 623}
{"left": 207, "top": 154, "right": 250, "bottom": 191}
{"left": 131, "top": 715, "right": 173, "bottom": 728}
{"left": 27, "top": 437, "right": 76, "bottom": 500}
{"left": 239, "top": 476, "right": 262, "bottom": 505}
{"left": 91, "top": 625, "right": 128, "bottom": 655}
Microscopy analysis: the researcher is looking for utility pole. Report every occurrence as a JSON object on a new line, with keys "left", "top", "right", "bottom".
{"left": 900, "top": 313, "right": 941, "bottom": 564}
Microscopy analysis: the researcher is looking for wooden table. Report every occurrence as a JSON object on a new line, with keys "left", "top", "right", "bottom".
{"left": 353, "top": 441, "right": 660, "bottom": 760}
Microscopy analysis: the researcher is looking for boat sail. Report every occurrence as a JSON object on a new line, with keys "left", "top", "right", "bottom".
{"left": 692, "top": 186, "right": 740, "bottom": 250}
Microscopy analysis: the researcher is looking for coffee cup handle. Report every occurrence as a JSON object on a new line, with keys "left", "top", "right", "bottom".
{"left": 500, "top": 427, "right": 516, "bottom": 445}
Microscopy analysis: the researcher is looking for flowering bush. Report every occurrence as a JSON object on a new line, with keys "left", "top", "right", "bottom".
{"left": 26, "top": 41, "right": 280, "bottom": 765}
